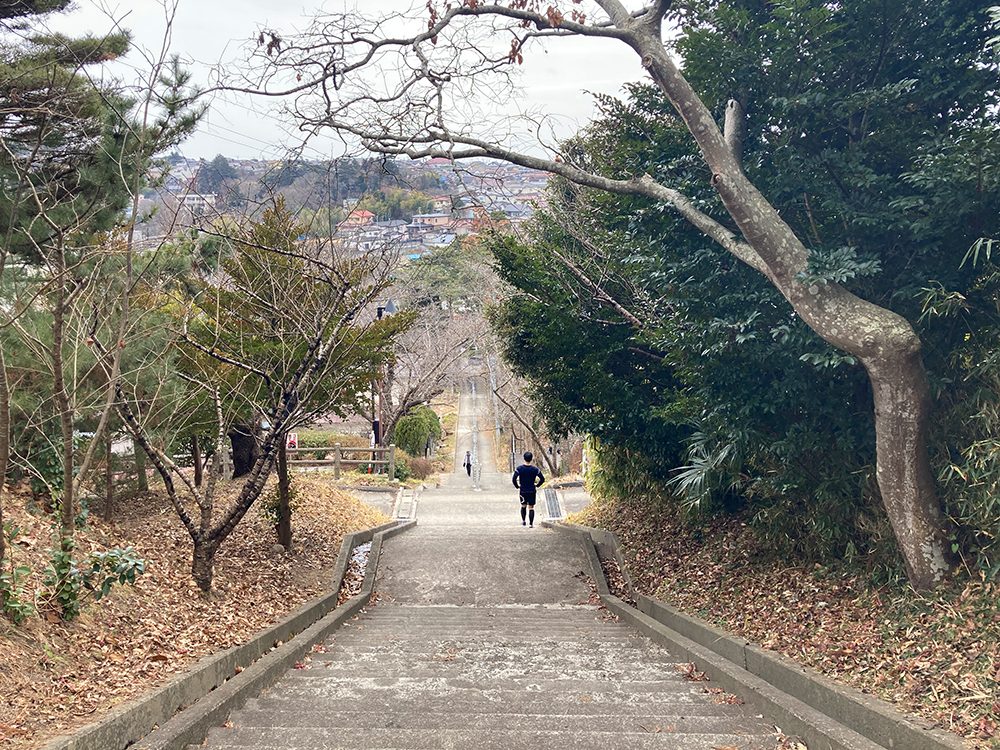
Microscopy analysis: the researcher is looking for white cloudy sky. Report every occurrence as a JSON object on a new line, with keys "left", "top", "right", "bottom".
{"left": 48, "top": 1, "right": 649, "bottom": 160}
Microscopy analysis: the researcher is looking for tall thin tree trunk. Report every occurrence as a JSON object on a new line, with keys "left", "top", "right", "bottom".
{"left": 104, "top": 436, "right": 113, "bottom": 522}
{"left": 0, "top": 347, "right": 9, "bottom": 563}
{"left": 277, "top": 438, "right": 291, "bottom": 549}
{"left": 135, "top": 444, "right": 148, "bottom": 492}
{"left": 51, "top": 248, "right": 75, "bottom": 546}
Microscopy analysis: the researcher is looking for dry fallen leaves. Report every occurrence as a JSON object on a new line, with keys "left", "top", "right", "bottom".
{"left": 571, "top": 498, "right": 1000, "bottom": 748}
{"left": 0, "top": 473, "right": 390, "bottom": 748}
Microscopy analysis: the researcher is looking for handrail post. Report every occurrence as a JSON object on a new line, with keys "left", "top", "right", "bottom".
{"left": 389, "top": 444, "right": 396, "bottom": 481}
{"left": 334, "top": 442, "right": 341, "bottom": 480}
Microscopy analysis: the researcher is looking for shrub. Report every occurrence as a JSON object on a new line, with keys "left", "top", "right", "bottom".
{"left": 259, "top": 480, "right": 300, "bottom": 528}
{"left": 1, "top": 522, "right": 33, "bottom": 624}
{"left": 296, "top": 430, "right": 367, "bottom": 459}
{"left": 393, "top": 415, "right": 430, "bottom": 458}
{"left": 409, "top": 457, "right": 433, "bottom": 480}
{"left": 412, "top": 405, "right": 442, "bottom": 443}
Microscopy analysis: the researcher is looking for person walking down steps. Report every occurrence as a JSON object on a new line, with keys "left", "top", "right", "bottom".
{"left": 463, "top": 450, "right": 472, "bottom": 477}
{"left": 512, "top": 451, "right": 545, "bottom": 527}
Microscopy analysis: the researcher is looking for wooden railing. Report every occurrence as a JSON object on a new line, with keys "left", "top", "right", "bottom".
{"left": 287, "top": 443, "right": 396, "bottom": 480}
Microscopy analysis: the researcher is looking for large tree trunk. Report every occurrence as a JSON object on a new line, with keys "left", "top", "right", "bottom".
{"left": 866, "top": 346, "right": 950, "bottom": 586}
{"left": 625, "top": 15, "right": 953, "bottom": 589}
{"left": 191, "top": 537, "right": 219, "bottom": 594}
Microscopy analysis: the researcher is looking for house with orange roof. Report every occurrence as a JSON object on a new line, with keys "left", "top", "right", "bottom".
{"left": 337, "top": 210, "right": 376, "bottom": 232}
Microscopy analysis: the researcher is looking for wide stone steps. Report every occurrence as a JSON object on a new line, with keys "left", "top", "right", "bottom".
{"left": 195, "top": 726, "right": 773, "bottom": 750}
{"left": 192, "top": 604, "right": 776, "bottom": 750}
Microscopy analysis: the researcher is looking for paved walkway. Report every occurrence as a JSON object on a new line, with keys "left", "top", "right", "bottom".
{"left": 195, "top": 380, "right": 778, "bottom": 749}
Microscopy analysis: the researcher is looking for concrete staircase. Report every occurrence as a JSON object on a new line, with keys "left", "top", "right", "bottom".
{"left": 190, "top": 381, "right": 778, "bottom": 750}
{"left": 192, "top": 603, "right": 776, "bottom": 750}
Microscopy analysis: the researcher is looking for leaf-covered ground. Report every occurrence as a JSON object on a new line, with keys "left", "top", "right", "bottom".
{"left": 569, "top": 496, "right": 1000, "bottom": 749}
{"left": 0, "top": 474, "right": 390, "bottom": 748}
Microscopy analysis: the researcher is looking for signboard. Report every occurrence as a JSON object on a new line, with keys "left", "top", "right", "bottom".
{"left": 286, "top": 433, "right": 298, "bottom": 449}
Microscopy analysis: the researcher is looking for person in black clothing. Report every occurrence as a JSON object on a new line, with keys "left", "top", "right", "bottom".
{"left": 463, "top": 451, "right": 472, "bottom": 476}
{"left": 512, "top": 451, "right": 545, "bottom": 527}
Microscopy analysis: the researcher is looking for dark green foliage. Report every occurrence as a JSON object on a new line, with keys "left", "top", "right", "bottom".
{"left": 0, "top": 25, "right": 132, "bottom": 260}
{"left": 0, "top": 1, "right": 69, "bottom": 18}
{"left": 392, "top": 405, "right": 441, "bottom": 458}
{"left": 398, "top": 240, "right": 491, "bottom": 309}
{"left": 44, "top": 535, "right": 146, "bottom": 619}
{"left": 79, "top": 546, "right": 146, "bottom": 600}
{"left": 392, "top": 455, "right": 412, "bottom": 481}
{"left": 393, "top": 414, "right": 430, "bottom": 458}
{"left": 490, "top": 0, "right": 1000, "bottom": 572}
{"left": 355, "top": 188, "right": 433, "bottom": 221}
{"left": 0, "top": 521, "right": 33, "bottom": 623}
{"left": 198, "top": 154, "right": 238, "bottom": 193}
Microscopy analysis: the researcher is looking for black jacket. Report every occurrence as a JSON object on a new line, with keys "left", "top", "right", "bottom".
{"left": 512, "top": 464, "right": 544, "bottom": 494}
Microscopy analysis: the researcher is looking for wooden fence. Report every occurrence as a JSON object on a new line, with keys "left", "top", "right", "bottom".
{"left": 287, "top": 443, "right": 396, "bottom": 480}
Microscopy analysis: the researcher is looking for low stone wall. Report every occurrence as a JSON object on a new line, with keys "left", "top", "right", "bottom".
{"left": 546, "top": 521, "right": 964, "bottom": 750}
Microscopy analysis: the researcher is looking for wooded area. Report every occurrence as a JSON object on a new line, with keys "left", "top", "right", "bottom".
{"left": 246, "top": 0, "right": 1000, "bottom": 591}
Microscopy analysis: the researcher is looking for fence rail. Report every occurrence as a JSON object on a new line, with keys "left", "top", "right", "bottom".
{"left": 287, "top": 443, "right": 395, "bottom": 480}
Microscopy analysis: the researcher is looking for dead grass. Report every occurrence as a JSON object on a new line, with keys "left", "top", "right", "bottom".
{"left": 0, "top": 474, "right": 390, "bottom": 748}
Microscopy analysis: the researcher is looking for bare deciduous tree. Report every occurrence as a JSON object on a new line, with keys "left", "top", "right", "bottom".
{"left": 379, "top": 304, "right": 485, "bottom": 448}
{"left": 111, "top": 202, "right": 405, "bottom": 593}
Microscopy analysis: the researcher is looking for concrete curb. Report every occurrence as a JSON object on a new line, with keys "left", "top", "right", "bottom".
{"left": 43, "top": 520, "right": 415, "bottom": 750}
{"left": 545, "top": 521, "right": 965, "bottom": 750}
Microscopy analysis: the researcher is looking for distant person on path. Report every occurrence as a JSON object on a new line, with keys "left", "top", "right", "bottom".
{"left": 463, "top": 451, "right": 472, "bottom": 476}
{"left": 512, "top": 451, "right": 545, "bottom": 527}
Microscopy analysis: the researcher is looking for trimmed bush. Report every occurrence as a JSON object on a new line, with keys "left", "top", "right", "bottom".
{"left": 393, "top": 415, "right": 430, "bottom": 458}
{"left": 412, "top": 405, "right": 442, "bottom": 443}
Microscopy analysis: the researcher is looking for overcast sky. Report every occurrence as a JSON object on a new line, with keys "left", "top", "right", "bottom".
{"left": 49, "top": 1, "right": 648, "bottom": 161}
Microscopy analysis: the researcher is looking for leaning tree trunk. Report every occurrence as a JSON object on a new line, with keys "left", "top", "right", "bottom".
{"left": 624, "top": 16, "right": 954, "bottom": 589}
{"left": 865, "top": 344, "right": 950, "bottom": 585}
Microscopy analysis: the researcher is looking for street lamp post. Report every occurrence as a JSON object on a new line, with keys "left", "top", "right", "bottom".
{"left": 373, "top": 300, "right": 396, "bottom": 473}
